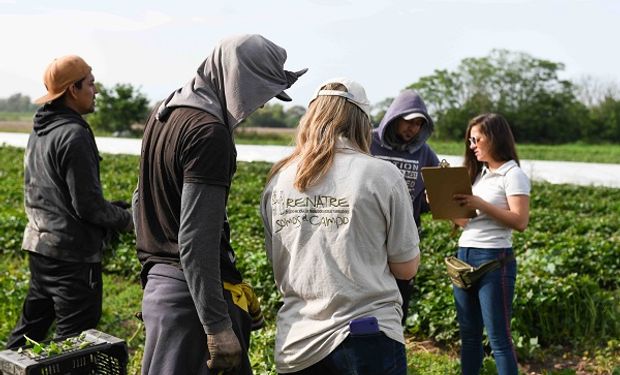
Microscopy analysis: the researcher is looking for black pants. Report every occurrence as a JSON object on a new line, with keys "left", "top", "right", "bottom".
{"left": 396, "top": 278, "right": 414, "bottom": 326}
{"left": 6, "top": 252, "right": 102, "bottom": 349}
{"left": 396, "top": 226, "right": 424, "bottom": 326}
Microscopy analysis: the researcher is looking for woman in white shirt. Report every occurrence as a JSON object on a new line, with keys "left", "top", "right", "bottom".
{"left": 452, "top": 113, "right": 530, "bottom": 375}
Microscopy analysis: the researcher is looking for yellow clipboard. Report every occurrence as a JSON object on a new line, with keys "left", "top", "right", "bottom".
{"left": 421, "top": 160, "right": 476, "bottom": 219}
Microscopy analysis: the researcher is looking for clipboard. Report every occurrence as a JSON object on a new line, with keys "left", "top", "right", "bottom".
{"left": 421, "top": 160, "right": 476, "bottom": 219}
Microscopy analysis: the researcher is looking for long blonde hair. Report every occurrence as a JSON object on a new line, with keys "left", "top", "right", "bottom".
{"left": 267, "top": 82, "right": 372, "bottom": 191}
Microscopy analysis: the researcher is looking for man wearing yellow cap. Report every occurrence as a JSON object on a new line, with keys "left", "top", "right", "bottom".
{"left": 5, "top": 55, "right": 133, "bottom": 349}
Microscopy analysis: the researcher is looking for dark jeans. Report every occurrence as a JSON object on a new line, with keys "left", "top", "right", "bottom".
{"left": 396, "top": 278, "right": 414, "bottom": 326}
{"left": 452, "top": 247, "right": 518, "bottom": 375}
{"left": 141, "top": 264, "right": 252, "bottom": 375}
{"left": 6, "top": 252, "right": 102, "bottom": 349}
{"left": 281, "top": 332, "right": 407, "bottom": 375}
{"left": 397, "top": 224, "right": 424, "bottom": 326}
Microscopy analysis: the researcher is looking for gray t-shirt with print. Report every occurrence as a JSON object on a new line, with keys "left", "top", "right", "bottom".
{"left": 261, "top": 142, "right": 420, "bottom": 373}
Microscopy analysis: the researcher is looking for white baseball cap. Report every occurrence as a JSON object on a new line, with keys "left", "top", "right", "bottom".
{"left": 310, "top": 77, "right": 371, "bottom": 118}
{"left": 402, "top": 112, "right": 428, "bottom": 122}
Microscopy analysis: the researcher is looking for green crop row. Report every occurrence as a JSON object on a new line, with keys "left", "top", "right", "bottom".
{"left": 0, "top": 146, "right": 618, "bottom": 373}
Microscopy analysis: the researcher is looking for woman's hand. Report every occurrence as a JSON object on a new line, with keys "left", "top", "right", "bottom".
{"left": 453, "top": 193, "right": 484, "bottom": 210}
{"left": 451, "top": 218, "right": 469, "bottom": 228}
{"left": 453, "top": 193, "right": 529, "bottom": 231}
{"left": 451, "top": 194, "right": 479, "bottom": 228}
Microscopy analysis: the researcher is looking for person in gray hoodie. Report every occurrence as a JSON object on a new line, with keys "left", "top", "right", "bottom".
{"left": 370, "top": 89, "right": 440, "bottom": 325}
{"left": 134, "top": 34, "right": 306, "bottom": 374}
{"left": 6, "top": 55, "right": 133, "bottom": 349}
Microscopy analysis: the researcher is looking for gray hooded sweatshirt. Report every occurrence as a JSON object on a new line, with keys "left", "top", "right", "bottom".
{"left": 156, "top": 34, "right": 305, "bottom": 130}
{"left": 135, "top": 34, "right": 305, "bottom": 337}
{"left": 370, "top": 89, "right": 440, "bottom": 228}
{"left": 22, "top": 103, "right": 131, "bottom": 263}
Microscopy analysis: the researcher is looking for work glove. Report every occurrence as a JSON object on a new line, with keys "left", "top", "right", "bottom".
{"left": 207, "top": 328, "right": 242, "bottom": 370}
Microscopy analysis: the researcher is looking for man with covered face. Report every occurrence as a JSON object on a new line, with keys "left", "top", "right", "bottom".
{"left": 133, "top": 34, "right": 306, "bottom": 374}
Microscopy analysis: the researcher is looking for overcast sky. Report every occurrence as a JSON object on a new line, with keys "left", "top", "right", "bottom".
{"left": 1, "top": 0, "right": 618, "bottom": 107}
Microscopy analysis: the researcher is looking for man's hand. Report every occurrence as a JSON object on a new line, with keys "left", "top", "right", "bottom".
{"left": 207, "top": 328, "right": 242, "bottom": 370}
{"left": 110, "top": 200, "right": 131, "bottom": 209}
{"left": 123, "top": 212, "right": 134, "bottom": 233}
{"left": 110, "top": 200, "right": 134, "bottom": 233}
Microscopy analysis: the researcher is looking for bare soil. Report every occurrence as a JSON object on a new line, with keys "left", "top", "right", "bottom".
{"left": 0, "top": 120, "right": 31, "bottom": 133}
{"left": 406, "top": 338, "right": 617, "bottom": 374}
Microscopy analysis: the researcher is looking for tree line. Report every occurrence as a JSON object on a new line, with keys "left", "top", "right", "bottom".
{"left": 2, "top": 49, "right": 619, "bottom": 143}
{"left": 406, "top": 49, "right": 620, "bottom": 144}
{"left": 0, "top": 93, "right": 37, "bottom": 113}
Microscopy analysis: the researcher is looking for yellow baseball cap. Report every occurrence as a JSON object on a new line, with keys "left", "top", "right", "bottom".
{"left": 35, "top": 55, "right": 92, "bottom": 105}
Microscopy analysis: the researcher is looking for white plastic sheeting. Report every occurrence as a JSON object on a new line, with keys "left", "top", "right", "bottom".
{"left": 2, "top": 132, "right": 619, "bottom": 188}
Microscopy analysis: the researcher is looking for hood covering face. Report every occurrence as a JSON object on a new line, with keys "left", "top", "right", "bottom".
{"left": 156, "top": 34, "right": 306, "bottom": 130}
{"left": 376, "top": 89, "right": 434, "bottom": 153}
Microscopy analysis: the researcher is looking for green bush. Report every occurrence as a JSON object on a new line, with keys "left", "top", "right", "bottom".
{"left": 0, "top": 147, "right": 26, "bottom": 255}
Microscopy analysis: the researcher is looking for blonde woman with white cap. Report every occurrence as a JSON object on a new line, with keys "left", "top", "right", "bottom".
{"left": 261, "top": 78, "right": 420, "bottom": 374}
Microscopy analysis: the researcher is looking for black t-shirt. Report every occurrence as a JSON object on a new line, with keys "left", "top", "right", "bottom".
{"left": 136, "top": 107, "right": 241, "bottom": 282}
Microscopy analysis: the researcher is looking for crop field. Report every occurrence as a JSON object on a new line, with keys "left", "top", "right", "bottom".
{"left": 3, "top": 120, "right": 620, "bottom": 164}
{"left": 0, "top": 145, "right": 618, "bottom": 374}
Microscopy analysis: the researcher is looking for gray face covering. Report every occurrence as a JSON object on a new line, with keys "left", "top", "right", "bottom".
{"left": 156, "top": 34, "right": 307, "bottom": 131}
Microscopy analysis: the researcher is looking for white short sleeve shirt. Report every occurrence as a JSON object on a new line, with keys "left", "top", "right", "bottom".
{"left": 458, "top": 160, "right": 530, "bottom": 249}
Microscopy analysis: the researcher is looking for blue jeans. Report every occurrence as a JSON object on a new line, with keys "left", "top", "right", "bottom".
{"left": 452, "top": 247, "right": 518, "bottom": 375}
{"left": 282, "top": 332, "right": 407, "bottom": 375}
